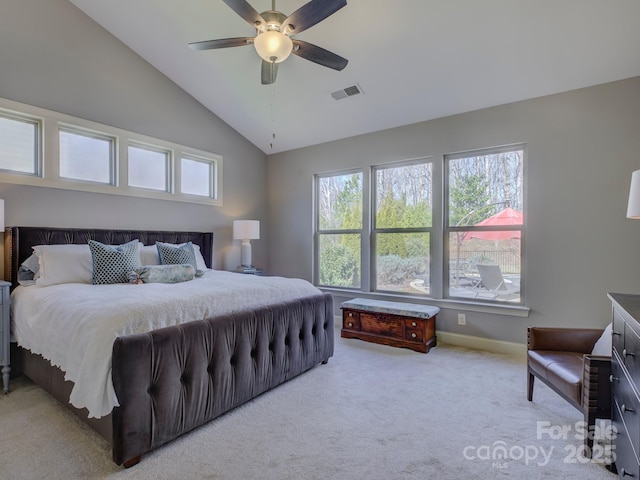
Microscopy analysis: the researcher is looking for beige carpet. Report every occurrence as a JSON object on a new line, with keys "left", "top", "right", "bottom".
{"left": 1, "top": 332, "right": 615, "bottom": 479}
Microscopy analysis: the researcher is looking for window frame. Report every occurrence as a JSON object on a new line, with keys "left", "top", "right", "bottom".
{"left": 443, "top": 144, "right": 526, "bottom": 305}
{"left": 58, "top": 124, "right": 117, "bottom": 186}
{"left": 0, "top": 96, "right": 223, "bottom": 206}
{"left": 371, "top": 158, "right": 433, "bottom": 296}
{"left": 313, "top": 168, "right": 365, "bottom": 290}
{"left": 0, "top": 109, "right": 43, "bottom": 177}
{"left": 313, "top": 147, "right": 528, "bottom": 314}
{"left": 127, "top": 141, "right": 173, "bottom": 193}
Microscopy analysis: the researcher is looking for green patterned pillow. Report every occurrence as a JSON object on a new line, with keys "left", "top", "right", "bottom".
{"left": 88, "top": 239, "right": 141, "bottom": 285}
{"left": 156, "top": 241, "right": 197, "bottom": 269}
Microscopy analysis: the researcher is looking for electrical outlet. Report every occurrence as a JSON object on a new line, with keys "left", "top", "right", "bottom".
{"left": 458, "top": 313, "right": 466, "bottom": 325}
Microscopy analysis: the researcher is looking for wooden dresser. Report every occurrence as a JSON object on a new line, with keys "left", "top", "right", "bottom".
{"left": 341, "top": 298, "right": 438, "bottom": 353}
{"left": 609, "top": 293, "right": 640, "bottom": 478}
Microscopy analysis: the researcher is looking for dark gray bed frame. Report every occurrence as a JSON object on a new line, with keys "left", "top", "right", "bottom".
{"left": 5, "top": 226, "right": 334, "bottom": 467}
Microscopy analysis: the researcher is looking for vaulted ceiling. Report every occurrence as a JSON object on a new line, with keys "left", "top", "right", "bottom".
{"left": 70, "top": 0, "right": 640, "bottom": 154}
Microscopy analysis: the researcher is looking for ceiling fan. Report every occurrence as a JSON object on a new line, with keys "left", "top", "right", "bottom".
{"left": 189, "top": 0, "right": 348, "bottom": 85}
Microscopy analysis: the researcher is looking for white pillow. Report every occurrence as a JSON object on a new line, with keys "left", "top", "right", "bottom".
{"left": 591, "top": 323, "right": 612, "bottom": 356}
{"left": 34, "top": 244, "right": 94, "bottom": 286}
{"left": 140, "top": 243, "right": 209, "bottom": 270}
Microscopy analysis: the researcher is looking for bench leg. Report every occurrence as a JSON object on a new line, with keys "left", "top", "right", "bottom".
{"left": 527, "top": 370, "right": 535, "bottom": 401}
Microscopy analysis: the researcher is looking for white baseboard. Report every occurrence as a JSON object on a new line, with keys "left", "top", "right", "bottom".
{"left": 436, "top": 331, "right": 526, "bottom": 358}
{"left": 334, "top": 315, "right": 526, "bottom": 358}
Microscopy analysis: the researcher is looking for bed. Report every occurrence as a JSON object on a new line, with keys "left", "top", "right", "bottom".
{"left": 5, "top": 226, "right": 334, "bottom": 467}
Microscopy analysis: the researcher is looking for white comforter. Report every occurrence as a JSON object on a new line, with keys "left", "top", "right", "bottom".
{"left": 11, "top": 270, "right": 322, "bottom": 418}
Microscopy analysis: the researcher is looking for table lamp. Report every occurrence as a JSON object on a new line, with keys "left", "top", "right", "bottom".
{"left": 233, "top": 220, "right": 259, "bottom": 272}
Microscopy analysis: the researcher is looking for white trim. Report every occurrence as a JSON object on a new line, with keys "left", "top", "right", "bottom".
{"left": 436, "top": 331, "right": 526, "bottom": 358}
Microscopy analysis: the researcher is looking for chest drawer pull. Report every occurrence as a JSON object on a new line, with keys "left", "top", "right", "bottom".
{"left": 348, "top": 322, "right": 353, "bottom": 327}
{"left": 411, "top": 333, "right": 417, "bottom": 338}
{"left": 623, "top": 348, "right": 635, "bottom": 357}
{"left": 411, "top": 321, "right": 417, "bottom": 327}
{"left": 610, "top": 375, "right": 619, "bottom": 383}
{"left": 622, "top": 404, "right": 636, "bottom": 413}
{"left": 620, "top": 467, "right": 633, "bottom": 477}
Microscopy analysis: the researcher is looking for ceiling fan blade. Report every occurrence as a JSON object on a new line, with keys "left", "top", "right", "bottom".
{"left": 189, "top": 37, "right": 254, "bottom": 51}
{"left": 283, "top": 0, "right": 346, "bottom": 34}
{"left": 261, "top": 61, "right": 279, "bottom": 85}
{"left": 291, "top": 40, "right": 348, "bottom": 71}
{"left": 222, "top": 0, "right": 265, "bottom": 28}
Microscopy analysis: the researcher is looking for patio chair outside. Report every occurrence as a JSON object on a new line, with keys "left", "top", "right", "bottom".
{"left": 474, "top": 264, "right": 520, "bottom": 299}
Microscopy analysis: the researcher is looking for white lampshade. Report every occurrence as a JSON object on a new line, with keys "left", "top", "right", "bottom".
{"left": 0, "top": 199, "right": 4, "bottom": 231}
{"left": 627, "top": 170, "right": 640, "bottom": 219}
{"left": 254, "top": 31, "right": 293, "bottom": 64}
{"left": 233, "top": 220, "right": 260, "bottom": 240}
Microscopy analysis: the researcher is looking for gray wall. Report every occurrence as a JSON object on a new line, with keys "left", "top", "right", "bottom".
{"left": 267, "top": 77, "right": 640, "bottom": 344}
{"left": 0, "top": 0, "right": 268, "bottom": 270}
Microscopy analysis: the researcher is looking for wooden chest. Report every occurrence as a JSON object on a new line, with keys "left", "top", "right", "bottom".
{"left": 341, "top": 298, "right": 438, "bottom": 353}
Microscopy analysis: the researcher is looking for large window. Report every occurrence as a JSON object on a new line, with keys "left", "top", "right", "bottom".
{"left": 374, "top": 161, "right": 432, "bottom": 295}
{"left": 315, "top": 171, "right": 363, "bottom": 289}
{"left": 446, "top": 145, "right": 524, "bottom": 303}
{"left": 314, "top": 147, "right": 525, "bottom": 307}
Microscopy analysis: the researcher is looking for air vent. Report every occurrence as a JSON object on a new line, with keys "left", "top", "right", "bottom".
{"left": 331, "top": 83, "right": 364, "bottom": 100}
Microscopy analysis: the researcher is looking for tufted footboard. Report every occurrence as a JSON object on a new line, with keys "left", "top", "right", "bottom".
{"left": 111, "top": 293, "right": 334, "bottom": 466}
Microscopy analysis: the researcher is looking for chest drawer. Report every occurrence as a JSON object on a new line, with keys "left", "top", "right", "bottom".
{"left": 343, "top": 310, "right": 361, "bottom": 331}
{"left": 613, "top": 308, "right": 625, "bottom": 354}
{"left": 404, "top": 319, "right": 424, "bottom": 342}
{"left": 360, "top": 313, "right": 403, "bottom": 338}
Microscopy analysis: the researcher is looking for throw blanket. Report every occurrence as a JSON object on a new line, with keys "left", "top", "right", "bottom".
{"left": 11, "top": 270, "right": 322, "bottom": 418}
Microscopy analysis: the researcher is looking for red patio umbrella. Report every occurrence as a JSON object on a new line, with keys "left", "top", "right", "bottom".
{"left": 469, "top": 207, "right": 523, "bottom": 240}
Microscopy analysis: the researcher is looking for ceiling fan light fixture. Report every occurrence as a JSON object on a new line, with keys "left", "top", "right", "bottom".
{"left": 254, "top": 30, "right": 293, "bottom": 63}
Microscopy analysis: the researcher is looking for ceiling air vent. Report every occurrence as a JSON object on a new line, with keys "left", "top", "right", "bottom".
{"left": 331, "top": 84, "right": 363, "bottom": 100}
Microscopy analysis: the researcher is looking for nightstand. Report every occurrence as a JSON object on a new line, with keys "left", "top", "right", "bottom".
{"left": 0, "top": 280, "right": 10, "bottom": 394}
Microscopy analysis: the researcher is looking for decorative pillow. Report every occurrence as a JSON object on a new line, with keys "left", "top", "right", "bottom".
{"left": 34, "top": 244, "right": 94, "bottom": 287}
{"left": 88, "top": 239, "right": 141, "bottom": 285}
{"left": 156, "top": 241, "right": 198, "bottom": 269}
{"left": 128, "top": 264, "right": 196, "bottom": 284}
{"left": 145, "top": 242, "right": 209, "bottom": 270}
{"left": 591, "top": 323, "right": 612, "bottom": 356}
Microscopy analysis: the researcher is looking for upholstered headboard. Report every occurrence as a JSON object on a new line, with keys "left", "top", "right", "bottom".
{"left": 4, "top": 226, "right": 214, "bottom": 289}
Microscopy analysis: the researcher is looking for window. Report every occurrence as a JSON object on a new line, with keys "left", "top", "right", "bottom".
{"left": 445, "top": 145, "right": 524, "bottom": 303}
{"left": 315, "top": 171, "right": 363, "bottom": 289}
{"left": 59, "top": 127, "right": 115, "bottom": 184}
{"left": 313, "top": 147, "right": 525, "bottom": 307}
{"left": 373, "top": 161, "right": 432, "bottom": 295}
{"left": 181, "top": 156, "right": 215, "bottom": 198}
{"left": 0, "top": 96, "right": 223, "bottom": 206}
{"left": 128, "top": 144, "right": 170, "bottom": 192}
{"left": 0, "top": 111, "right": 41, "bottom": 175}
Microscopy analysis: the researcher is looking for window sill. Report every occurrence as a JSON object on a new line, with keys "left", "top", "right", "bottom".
{"left": 319, "top": 287, "right": 531, "bottom": 318}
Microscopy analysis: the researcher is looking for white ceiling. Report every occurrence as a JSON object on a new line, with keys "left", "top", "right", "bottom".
{"left": 69, "top": 0, "right": 640, "bottom": 154}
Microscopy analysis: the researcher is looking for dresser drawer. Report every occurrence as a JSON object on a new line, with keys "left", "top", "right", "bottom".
{"left": 612, "top": 357, "right": 640, "bottom": 462}
{"left": 613, "top": 399, "right": 640, "bottom": 478}
{"left": 360, "top": 313, "right": 403, "bottom": 338}
{"left": 613, "top": 308, "right": 625, "bottom": 354}
{"left": 624, "top": 322, "right": 640, "bottom": 387}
